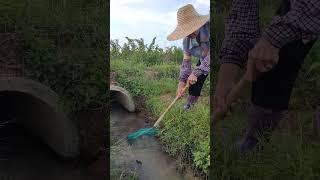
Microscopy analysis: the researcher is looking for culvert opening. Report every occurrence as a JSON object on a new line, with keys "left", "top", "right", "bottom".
{"left": 0, "top": 89, "right": 79, "bottom": 157}
{"left": 0, "top": 91, "right": 60, "bottom": 164}
{"left": 0, "top": 91, "right": 101, "bottom": 179}
{"left": 0, "top": 78, "right": 80, "bottom": 158}
{"left": 110, "top": 85, "right": 135, "bottom": 113}
{"left": 0, "top": 91, "right": 60, "bottom": 158}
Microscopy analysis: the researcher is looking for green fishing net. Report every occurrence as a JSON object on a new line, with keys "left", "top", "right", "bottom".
{"left": 127, "top": 127, "right": 159, "bottom": 142}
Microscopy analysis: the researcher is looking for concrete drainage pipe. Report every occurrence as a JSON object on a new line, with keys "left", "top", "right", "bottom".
{"left": 0, "top": 77, "right": 79, "bottom": 158}
{"left": 110, "top": 85, "right": 135, "bottom": 112}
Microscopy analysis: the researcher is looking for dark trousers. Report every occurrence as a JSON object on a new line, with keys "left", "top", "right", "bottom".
{"left": 251, "top": 0, "right": 316, "bottom": 111}
{"left": 189, "top": 59, "right": 208, "bottom": 97}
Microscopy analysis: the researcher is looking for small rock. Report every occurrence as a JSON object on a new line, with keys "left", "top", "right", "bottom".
{"left": 136, "top": 160, "right": 142, "bottom": 165}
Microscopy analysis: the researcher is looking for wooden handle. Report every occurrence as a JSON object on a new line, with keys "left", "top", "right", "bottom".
{"left": 213, "top": 62, "right": 261, "bottom": 124}
{"left": 212, "top": 75, "right": 251, "bottom": 121}
{"left": 153, "top": 82, "right": 189, "bottom": 127}
{"left": 226, "top": 70, "right": 261, "bottom": 107}
{"left": 226, "top": 76, "right": 251, "bottom": 107}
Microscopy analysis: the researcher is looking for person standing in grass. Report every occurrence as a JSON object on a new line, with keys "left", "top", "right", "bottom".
{"left": 213, "top": 0, "right": 320, "bottom": 154}
{"left": 167, "top": 4, "right": 210, "bottom": 111}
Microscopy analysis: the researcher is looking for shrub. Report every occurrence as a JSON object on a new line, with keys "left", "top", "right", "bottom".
{"left": 3, "top": 0, "right": 108, "bottom": 112}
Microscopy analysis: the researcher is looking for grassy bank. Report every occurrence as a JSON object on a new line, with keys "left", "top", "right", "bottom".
{"left": 111, "top": 38, "right": 210, "bottom": 177}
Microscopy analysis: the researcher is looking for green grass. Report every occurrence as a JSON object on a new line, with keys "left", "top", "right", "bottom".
{"left": 212, "top": 108, "right": 320, "bottom": 179}
{"left": 111, "top": 39, "right": 210, "bottom": 176}
{"left": 110, "top": 168, "right": 139, "bottom": 180}
{"left": 1, "top": 0, "right": 108, "bottom": 112}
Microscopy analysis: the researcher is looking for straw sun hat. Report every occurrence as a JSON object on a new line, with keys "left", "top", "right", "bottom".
{"left": 167, "top": 4, "right": 209, "bottom": 41}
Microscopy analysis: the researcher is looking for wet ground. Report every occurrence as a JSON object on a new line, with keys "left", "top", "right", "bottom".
{"left": 0, "top": 119, "right": 105, "bottom": 180}
{"left": 110, "top": 102, "right": 198, "bottom": 180}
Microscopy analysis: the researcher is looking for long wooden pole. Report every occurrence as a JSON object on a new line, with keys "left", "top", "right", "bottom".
{"left": 153, "top": 82, "right": 189, "bottom": 127}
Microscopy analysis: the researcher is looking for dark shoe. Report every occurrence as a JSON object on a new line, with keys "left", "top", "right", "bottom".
{"left": 236, "top": 104, "right": 286, "bottom": 154}
{"left": 235, "top": 133, "right": 260, "bottom": 154}
{"left": 183, "top": 95, "right": 199, "bottom": 111}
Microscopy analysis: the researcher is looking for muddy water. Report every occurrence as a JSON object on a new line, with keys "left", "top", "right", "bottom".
{"left": 0, "top": 119, "right": 104, "bottom": 180}
{"left": 111, "top": 102, "right": 197, "bottom": 180}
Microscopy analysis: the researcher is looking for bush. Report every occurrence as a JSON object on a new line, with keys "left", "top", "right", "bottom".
{"left": 111, "top": 37, "right": 183, "bottom": 65}
{"left": 2, "top": 0, "right": 108, "bottom": 112}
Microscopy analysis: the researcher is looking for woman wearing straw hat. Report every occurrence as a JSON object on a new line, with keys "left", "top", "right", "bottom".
{"left": 167, "top": 4, "right": 210, "bottom": 111}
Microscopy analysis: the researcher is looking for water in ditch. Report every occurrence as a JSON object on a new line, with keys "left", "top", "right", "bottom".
{"left": 110, "top": 102, "right": 198, "bottom": 180}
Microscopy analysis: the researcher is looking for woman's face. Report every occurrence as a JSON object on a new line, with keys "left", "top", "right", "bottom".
{"left": 187, "top": 31, "right": 197, "bottom": 39}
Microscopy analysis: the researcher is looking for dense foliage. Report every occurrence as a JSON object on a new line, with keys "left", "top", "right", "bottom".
{"left": 0, "top": 0, "right": 108, "bottom": 112}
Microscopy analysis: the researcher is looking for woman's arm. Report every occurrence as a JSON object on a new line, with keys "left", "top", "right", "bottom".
{"left": 178, "top": 37, "right": 193, "bottom": 83}
{"left": 214, "top": 0, "right": 260, "bottom": 119}
{"left": 178, "top": 54, "right": 192, "bottom": 83}
{"left": 262, "top": 0, "right": 320, "bottom": 49}
{"left": 220, "top": 0, "right": 260, "bottom": 67}
{"left": 192, "top": 52, "right": 210, "bottom": 77}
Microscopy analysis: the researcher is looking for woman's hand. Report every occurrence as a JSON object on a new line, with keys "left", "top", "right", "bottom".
{"left": 248, "top": 38, "right": 279, "bottom": 73}
{"left": 187, "top": 73, "right": 197, "bottom": 85}
{"left": 212, "top": 63, "right": 241, "bottom": 122}
{"left": 176, "top": 81, "right": 186, "bottom": 98}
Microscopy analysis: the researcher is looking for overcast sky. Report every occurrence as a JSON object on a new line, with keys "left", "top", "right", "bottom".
{"left": 110, "top": 0, "right": 210, "bottom": 48}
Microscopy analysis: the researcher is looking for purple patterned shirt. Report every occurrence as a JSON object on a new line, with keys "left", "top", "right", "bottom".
{"left": 181, "top": 21, "right": 210, "bottom": 78}
{"left": 220, "top": 0, "right": 320, "bottom": 67}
